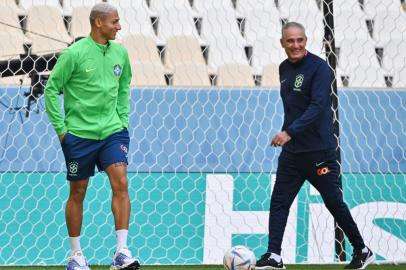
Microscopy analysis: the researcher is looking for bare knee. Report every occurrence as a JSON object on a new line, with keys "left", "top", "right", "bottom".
{"left": 69, "top": 184, "right": 87, "bottom": 202}
{"left": 112, "top": 177, "right": 129, "bottom": 198}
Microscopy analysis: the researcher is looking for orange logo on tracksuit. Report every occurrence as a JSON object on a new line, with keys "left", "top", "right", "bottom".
{"left": 317, "top": 167, "right": 330, "bottom": 176}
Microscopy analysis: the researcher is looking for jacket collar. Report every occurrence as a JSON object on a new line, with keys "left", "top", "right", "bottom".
{"left": 87, "top": 36, "right": 110, "bottom": 54}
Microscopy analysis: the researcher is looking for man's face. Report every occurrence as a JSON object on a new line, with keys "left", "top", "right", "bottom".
{"left": 280, "top": 27, "right": 307, "bottom": 63}
{"left": 99, "top": 10, "right": 121, "bottom": 40}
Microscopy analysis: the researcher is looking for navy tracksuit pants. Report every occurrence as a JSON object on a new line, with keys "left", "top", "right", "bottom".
{"left": 267, "top": 149, "right": 365, "bottom": 254}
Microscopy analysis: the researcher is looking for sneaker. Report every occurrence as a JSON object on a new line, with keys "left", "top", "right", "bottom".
{"left": 345, "top": 247, "right": 375, "bottom": 269}
{"left": 66, "top": 251, "right": 91, "bottom": 270}
{"left": 256, "top": 252, "right": 286, "bottom": 269}
{"left": 110, "top": 247, "right": 140, "bottom": 270}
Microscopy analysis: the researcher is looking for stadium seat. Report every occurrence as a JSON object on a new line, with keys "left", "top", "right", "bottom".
{"left": 0, "top": 33, "right": 27, "bottom": 61}
{"left": 195, "top": 0, "right": 249, "bottom": 69}
{"left": 236, "top": 0, "right": 269, "bottom": 13}
{"left": 334, "top": 10, "right": 370, "bottom": 41}
{"left": 279, "top": 0, "right": 321, "bottom": 13}
{"left": 337, "top": 38, "right": 380, "bottom": 69}
{"left": 216, "top": 64, "right": 255, "bottom": 87}
{"left": 149, "top": 0, "right": 202, "bottom": 44}
{"left": 381, "top": 39, "right": 406, "bottom": 87}
{"left": 204, "top": 35, "right": 249, "bottom": 70}
{"left": 0, "top": 3, "right": 26, "bottom": 34}
{"left": 121, "top": 34, "right": 167, "bottom": 87}
{"left": 333, "top": 0, "right": 364, "bottom": 13}
{"left": 248, "top": 36, "right": 285, "bottom": 73}
{"left": 121, "top": 34, "right": 162, "bottom": 65}
{"left": 172, "top": 63, "right": 211, "bottom": 87}
{"left": 240, "top": 0, "right": 284, "bottom": 73}
{"left": 193, "top": 0, "right": 236, "bottom": 13}
{"left": 278, "top": 0, "right": 324, "bottom": 37}
{"left": 338, "top": 64, "right": 386, "bottom": 87}
{"left": 164, "top": 36, "right": 206, "bottom": 70}
{"left": 336, "top": 37, "right": 386, "bottom": 87}
{"left": 382, "top": 39, "right": 406, "bottom": 71}
{"left": 69, "top": 6, "right": 92, "bottom": 39}
{"left": 108, "top": 0, "right": 158, "bottom": 42}
{"left": 19, "top": 0, "right": 62, "bottom": 11}
{"left": 368, "top": 11, "right": 406, "bottom": 45}
{"left": 25, "top": 5, "right": 72, "bottom": 55}
{"left": 1, "top": 0, "right": 25, "bottom": 14}
{"left": 130, "top": 62, "right": 167, "bottom": 87}
{"left": 242, "top": 0, "right": 325, "bottom": 60}
{"left": 391, "top": 67, "right": 406, "bottom": 88}
{"left": 0, "top": 3, "right": 30, "bottom": 60}
{"left": 261, "top": 63, "right": 280, "bottom": 88}
{"left": 363, "top": 0, "right": 403, "bottom": 15}
{"left": 0, "top": 2, "right": 30, "bottom": 83}
{"left": 333, "top": 0, "right": 370, "bottom": 41}
{"left": 0, "top": 74, "right": 31, "bottom": 86}
{"left": 63, "top": 0, "right": 102, "bottom": 15}
{"left": 198, "top": 6, "right": 245, "bottom": 42}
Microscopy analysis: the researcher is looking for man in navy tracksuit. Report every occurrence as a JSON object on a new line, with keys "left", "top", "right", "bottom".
{"left": 256, "top": 22, "right": 374, "bottom": 270}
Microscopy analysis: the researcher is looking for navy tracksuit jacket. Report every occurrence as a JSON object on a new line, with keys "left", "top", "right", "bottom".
{"left": 267, "top": 52, "right": 365, "bottom": 254}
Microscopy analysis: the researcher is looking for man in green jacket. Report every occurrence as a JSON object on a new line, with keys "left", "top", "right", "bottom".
{"left": 45, "top": 3, "right": 139, "bottom": 270}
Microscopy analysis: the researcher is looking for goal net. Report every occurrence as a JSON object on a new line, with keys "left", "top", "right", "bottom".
{"left": 0, "top": 0, "right": 405, "bottom": 266}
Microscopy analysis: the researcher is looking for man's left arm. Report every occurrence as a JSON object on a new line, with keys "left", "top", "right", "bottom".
{"left": 117, "top": 50, "right": 132, "bottom": 129}
{"left": 286, "top": 63, "right": 332, "bottom": 137}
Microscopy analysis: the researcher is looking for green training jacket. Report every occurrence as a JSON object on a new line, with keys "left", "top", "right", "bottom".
{"left": 45, "top": 36, "right": 132, "bottom": 140}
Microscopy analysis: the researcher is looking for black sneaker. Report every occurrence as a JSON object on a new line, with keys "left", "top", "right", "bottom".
{"left": 345, "top": 247, "right": 375, "bottom": 269}
{"left": 256, "top": 252, "right": 286, "bottom": 269}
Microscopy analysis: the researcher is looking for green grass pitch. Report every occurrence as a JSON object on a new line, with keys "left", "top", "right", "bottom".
{"left": 1, "top": 265, "right": 406, "bottom": 270}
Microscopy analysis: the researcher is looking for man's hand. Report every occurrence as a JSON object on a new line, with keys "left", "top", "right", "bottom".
{"left": 58, "top": 133, "right": 66, "bottom": 143}
{"left": 271, "top": 131, "right": 291, "bottom": 147}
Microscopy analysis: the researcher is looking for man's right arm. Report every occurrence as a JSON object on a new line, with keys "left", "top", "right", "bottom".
{"left": 44, "top": 49, "right": 75, "bottom": 137}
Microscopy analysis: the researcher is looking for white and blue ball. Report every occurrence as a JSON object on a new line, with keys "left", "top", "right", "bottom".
{"left": 223, "top": 245, "right": 256, "bottom": 270}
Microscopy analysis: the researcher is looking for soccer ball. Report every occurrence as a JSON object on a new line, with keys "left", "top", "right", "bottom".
{"left": 223, "top": 245, "right": 256, "bottom": 270}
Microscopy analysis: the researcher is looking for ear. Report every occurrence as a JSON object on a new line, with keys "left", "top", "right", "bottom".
{"left": 94, "top": 17, "right": 103, "bottom": 28}
{"left": 280, "top": 38, "right": 284, "bottom": 48}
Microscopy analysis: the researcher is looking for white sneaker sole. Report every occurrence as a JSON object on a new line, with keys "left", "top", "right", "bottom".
{"left": 255, "top": 266, "right": 286, "bottom": 269}
{"left": 358, "top": 254, "right": 375, "bottom": 269}
{"left": 110, "top": 260, "right": 140, "bottom": 270}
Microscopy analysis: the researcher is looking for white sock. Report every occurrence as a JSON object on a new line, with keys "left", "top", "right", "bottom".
{"left": 69, "top": 236, "right": 81, "bottom": 256}
{"left": 270, "top": 252, "right": 282, "bottom": 263}
{"left": 362, "top": 246, "right": 369, "bottom": 253}
{"left": 116, "top": 229, "right": 128, "bottom": 251}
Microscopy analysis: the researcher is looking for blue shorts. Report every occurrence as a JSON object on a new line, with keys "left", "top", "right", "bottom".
{"left": 61, "top": 129, "right": 129, "bottom": 181}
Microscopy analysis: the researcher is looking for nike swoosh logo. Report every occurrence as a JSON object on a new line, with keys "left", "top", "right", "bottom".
{"left": 85, "top": 68, "right": 96, "bottom": 73}
{"left": 315, "top": 161, "right": 326, "bottom": 167}
{"left": 281, "top": 79, "right": 286, "bottom": 84}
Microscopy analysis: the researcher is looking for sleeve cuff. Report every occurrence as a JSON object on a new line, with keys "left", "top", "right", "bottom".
{"left": 285, "top": 128, "right": 295, "bottom": 138}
